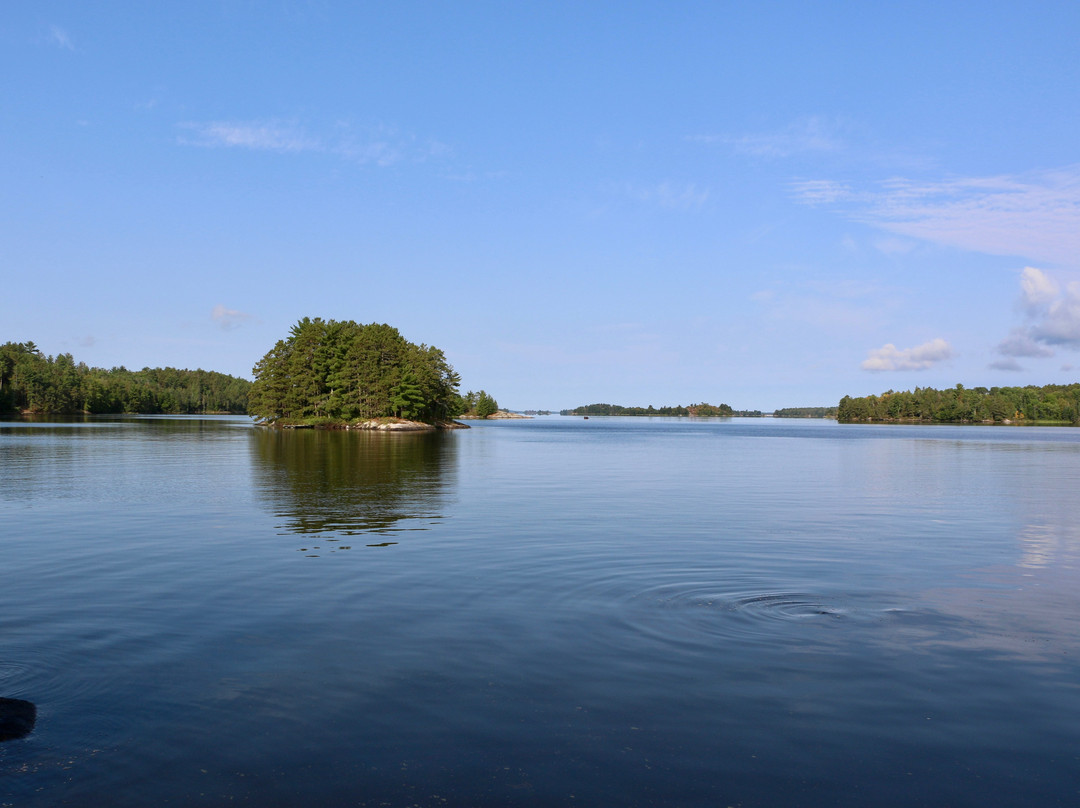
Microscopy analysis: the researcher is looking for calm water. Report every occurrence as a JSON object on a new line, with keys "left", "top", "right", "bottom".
{"left": 1, "top": 415, "right": 1078, "bottom": 806}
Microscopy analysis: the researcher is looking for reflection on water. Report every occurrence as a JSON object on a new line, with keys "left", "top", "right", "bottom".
{"left": 249, "top": 428, "right": 457, "bottom": 548}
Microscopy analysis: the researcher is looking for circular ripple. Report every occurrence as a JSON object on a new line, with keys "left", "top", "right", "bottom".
{"left": 727, "top": 592, "right": 848, "bottom": 620}
{"left": 615, "top": 581, "right": 859, "bottom": 646}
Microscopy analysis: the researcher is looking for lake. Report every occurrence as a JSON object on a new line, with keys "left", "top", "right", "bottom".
{"left": 1, "top": 415, "right": 1078, "bottom": 806}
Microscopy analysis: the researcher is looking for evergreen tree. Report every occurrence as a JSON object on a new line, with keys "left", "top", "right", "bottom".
{"left": 475, "top": 391, "right": 498, "bottom": 418}
{"left": 248, "top": 319, "right": 462, "bottom": 424}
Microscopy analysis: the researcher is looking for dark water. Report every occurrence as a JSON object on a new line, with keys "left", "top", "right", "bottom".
{"left": 2, "top": 415, "right": 1078, "bottom": 806}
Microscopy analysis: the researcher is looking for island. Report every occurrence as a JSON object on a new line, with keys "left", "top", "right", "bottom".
{"left": 248, "top": 317, "right": 484, "bottom": 430}
{"left": 561, "top": 402, "right": 735, "bottom": 417}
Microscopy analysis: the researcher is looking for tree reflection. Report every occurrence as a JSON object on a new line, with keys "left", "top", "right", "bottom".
{"left": 249, "top": 429, "right": 457, "bottom": 547}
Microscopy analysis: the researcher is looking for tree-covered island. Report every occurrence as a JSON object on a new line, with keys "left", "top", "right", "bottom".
{"left": 248, "top": 318, "right": 472, "bottom": 429}
{"left": 561, "top": 402, "right": 735, "bottom": 416}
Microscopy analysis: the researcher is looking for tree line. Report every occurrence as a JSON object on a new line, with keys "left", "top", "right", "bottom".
{"left": 837, "top": 384, "right": 1080, "bottom": 424}
{"left": 774, "top": 406, "right": 838, "bottom": 418}
{"left": 247, "top": 318, "right": 465, "bottom": 424}
{"left": 0, "top": 341, "right": 251, "bottom": 415}
{"left": 561, "top": 402, "right": 734, "bottom": 417}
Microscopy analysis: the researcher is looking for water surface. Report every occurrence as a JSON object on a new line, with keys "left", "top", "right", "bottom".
{"left": 2, "top": 416, "right": 1078, "bottom": 806}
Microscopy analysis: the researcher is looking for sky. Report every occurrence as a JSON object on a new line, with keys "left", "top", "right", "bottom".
{"left": 4, "top": 1, "right": 1080, "bottom": 412}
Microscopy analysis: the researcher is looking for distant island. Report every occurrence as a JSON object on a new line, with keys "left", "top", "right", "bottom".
{"left": 774, "top": 406, "right": 838, "bottom": 418}
{"left": 561, "top": 403, "right": 834, "bottom": 418}
{"left": 838, "top": 384, "right": 1080, "bottom": 424}
{"left": 0, "top": 341, "right": 250, "bottom": 416}
{"left": 561, "top": 402, "right": 737, "bottom": 417}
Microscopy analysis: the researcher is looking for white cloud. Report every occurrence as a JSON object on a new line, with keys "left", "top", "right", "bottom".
{"left": 211, "top": 305, "right": 254, "bottom": 331}
{"left": 989, "top": 358, "right": 1024, "bottom": 372}
{"left": 794, "top": 165, "right": 1080, "bottom": 268}
{"left": 861, "top": 338, "right": 953, "bottom": 372}
{"left": 1019, "top": 266, "right": 1058, "bottom": 313}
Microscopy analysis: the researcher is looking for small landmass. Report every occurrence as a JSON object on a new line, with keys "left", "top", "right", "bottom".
{"left": 248, "top": 318, "right": 493, "bottom": 429}
{"left": 457, "top": 410, "right": 531, "bottom": 420}
{"left": 561, "top": 402, "right": 734, "bottom": 417}
{"left": 773, "top": 407, "right": 838, "bottom": 419}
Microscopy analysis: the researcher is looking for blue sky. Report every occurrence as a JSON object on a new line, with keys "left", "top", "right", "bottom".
{"left": 4, "top": 2, "right": 1080, "bottom": 411}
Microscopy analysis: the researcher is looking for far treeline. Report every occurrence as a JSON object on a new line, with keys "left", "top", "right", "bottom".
{"left": 561, "top": 403, "right": 832, "bottom": 418}
{"left": 562, "top": 402, "right": 737, "bottom": 417}
{"left": 774, "top": 407, "right": 838, "bottom": 418}
{"left": 838, "top": 384, "right": 1080, "bottom": 424}
{"left": 0, "top": 341, "right": 251, "bottom": 415}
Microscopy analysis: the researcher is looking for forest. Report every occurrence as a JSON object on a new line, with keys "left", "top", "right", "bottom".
{"left": 837, "top": 383, "right": 1080, "bottom": 424}
{"left": 774, "top": 407, "right": 838, "bottom": 418}
{"left": 0, "top": 341, "right": 251, "bottom": 415}
{"left": 562, "top": 402, "right": 734, "bottom": 417}
{"left": 247, "top": 318, "right": 463, "bottom": 424}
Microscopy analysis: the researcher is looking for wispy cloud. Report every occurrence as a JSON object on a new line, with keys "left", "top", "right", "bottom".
{"left": 49, "top": 25, "right": 74, "bottom": 51}
{"left": 692, "top": 116, "right": 846, "bottom": 159}
{"left": 179, "top": 120, "right": 318, "bottom": 153}
{"left": 178, "top": 119, "right": 448, "bottom": 167}
{"left": 861, "top": 338, "right": 953, "bottom": 372}
{"left": 989, "top": 357, "right": 1024, "bottom": 372}
{"left": 211, "top": 304, "right": 255, "bottom": 331}
{"left": 996, "top": 327, "right": 1054, "bottom": 359}
{"left": 793, "top": 166, "right": 1080, "bottom": 268}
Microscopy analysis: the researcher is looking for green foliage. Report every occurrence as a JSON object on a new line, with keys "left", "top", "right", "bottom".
{"left": 475, "top": 390, "right": 498, "bottom": 418}
{"left": 248, "top": 318, "right": 461, "bottom": 424}
{"left": 774, "top": 406, "right": 838, "bottom": 418}
{"left": 390, "top": 370, "right": 426, "bottom": 419}
{"left": 837, "top": 383, "right": 1080, "bottom": 424}
{"left": 561, "top": 401, "right": 734, "bottom": 416}
{"left": 0, "top": 341, "right": 251, "bottom": 415}
{"left": 457, "top": 389, "right": 499, "bottom": 418}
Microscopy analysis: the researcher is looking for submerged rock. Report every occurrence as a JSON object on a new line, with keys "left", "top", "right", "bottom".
{"left": 0, "top": 697, "right": 36, "bottom": 741}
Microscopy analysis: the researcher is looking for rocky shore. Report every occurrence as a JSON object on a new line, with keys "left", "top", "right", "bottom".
{"left": 456, "top": 411, "right": 532, "bottom": 420}
{"left": 257, "top": 418, "right": 469, "bottom": 431}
